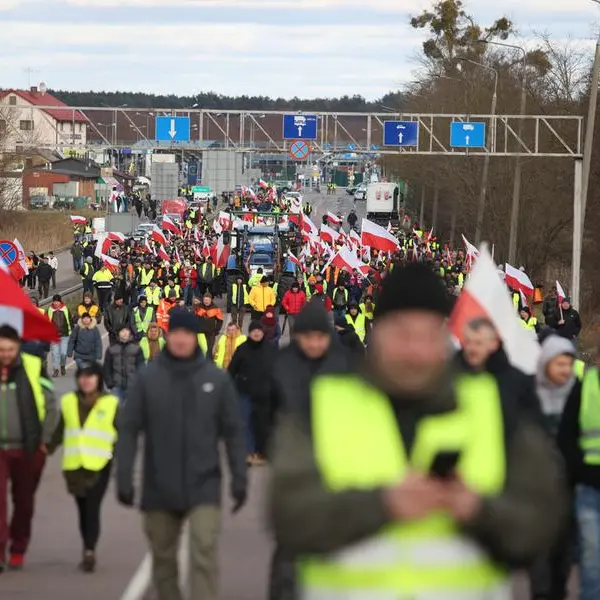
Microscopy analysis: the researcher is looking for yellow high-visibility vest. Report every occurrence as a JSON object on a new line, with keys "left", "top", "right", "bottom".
{"left": 574, "top": 359, "right": 586, "bottom": 381}
{"left": 61, "top": 392, "right": 118, "bottom": 472}
{"left": 197, "top": 333, "right": 208, "bottom": 355}
{"left": 301, "top": 373, "right": 508, "bottom": 600}
{"left": 164, "top": 285, "right": 182, "bottom": 298}
{"left": 214, "top": 334, "right": 246, "bottom": 368}
{"left": 145, "top": 286, "right": 162, "bottom": 306}
{"left": 580, "top": 368, "right": 600, "bottom": 465}
{"left": 520, "top": 316, "right": 537, "bottom": 331}
{"left": 359, "top": 302, "right": 375, "bottom": 320}
{"left": 140, "top": 268, "right": 154, "bottom": 286}
{"left": 21, "top": 353, "right": 50, "bottom": 422}
{"left": 231, "top": 283, "right": 249, "bottom": 305}
{"left": 139, "top": 337, "right": 165, "bottom": 362}
{"left": 346, "top": 313, "right": 366, "bottom": 343}
{"left": 47, "top": 306, "right": 72, "bottom": 335}
{"left": 133, "top": 307, "right": 153, "bottom": 334}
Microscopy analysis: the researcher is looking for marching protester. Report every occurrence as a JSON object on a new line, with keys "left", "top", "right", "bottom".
{"left": 249, "top": 276, "right": 276, "bottom": 321}
{"left": 67, "top": 312, "right": 102, "bottom": 368}
{"left": 229, "top": 274, "right": 249, "bottom": 329}
{"left": 228, "top": 321, "right": 278, "bottom": 465}
{"left": 139, "top": 323, "right": 165, "bottom": 363}
{"left": 268, "top": 299, "right": 355, "bottom": 600}
{"left": 131, "top": 295, "right": 155, "bottom": 340}
{"left": 48, "top": 362, "right": 118, "bottom": 573}
{"left": 0, "top": 325, "right": 56, "bottom": 572}
{"left": 280, "top": 280, "right": 307, "bottom": 334}
{"left": 47, "top": 294, "right": 72, "bottom": 377}
{"left": 195, "top": 292, "right": 224, "bottom": 356}
{"left": 269, "top": 263, "right": 567, "bottom": 600}
{"left": 552, "top": 297, "right": 582, "bottom": 343}
{"left": 333, "top": 314, "right": 364, "bottom": 356}
{"left": 116, "top": 309, "right": 247, "bottom": 600}
{"left": 261, "top": 305, "right": 281, "bottom": 347}
{"left": 103, "top": 326, "right": 144, "bottom": 407}
{"left": 76, "top": 291, "right": 100, "bottom": 323}
{"left": 104, "top": 294, "right": 131, "bottom": 346}
{"left": 213, "top": 322, "right": 246, "bottom": 369}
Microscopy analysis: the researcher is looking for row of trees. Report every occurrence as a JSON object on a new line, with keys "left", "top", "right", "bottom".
{"left": 381, "top": 0, "right": 597, "bottom": 308}
{"left": 51, "top": 90, "right": 405, "bottom": 113}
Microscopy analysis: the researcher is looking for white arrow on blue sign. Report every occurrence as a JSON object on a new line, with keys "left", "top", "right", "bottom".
{"left": 383, "top": 121, "right": 419, "bottom": 147}
{"left": 282, "top": 114, "right": 318, "bottom": 140}
{"left": 450, "top": 122, "right": 486, "bottom": 148}
{"left": 155, "top": 116, "right": 191, "bottom": 142}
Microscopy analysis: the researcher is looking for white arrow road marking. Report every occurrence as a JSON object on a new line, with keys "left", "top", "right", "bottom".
{"left": 169, "top": 119, "right": 177, "bottom": 138}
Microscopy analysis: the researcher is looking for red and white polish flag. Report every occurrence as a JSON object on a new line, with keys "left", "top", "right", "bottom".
{"left": 107, "top": 231, "right": 125, "bottom": 243}
{"left": 150, "top": 225, "right": 167, "bottom": 247}
{"left": 360, "top": 218, "right": 399, "bottom": 253}
{"left": 448, "top": 245, "right": 540, "bottom": 375}
{"left": 162, "top": 215, "right": 181, "bottom": 235}
{"left": 556, "top": 280, "right": 567, "bottom": 304}
{"left": 69, "top": 215, "right": 87, "bottom": 226}
{"left": 505, "top": 263, "right": 534, "bottom": 296}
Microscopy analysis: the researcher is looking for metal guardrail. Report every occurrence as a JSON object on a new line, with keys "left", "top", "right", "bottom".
{"left": 38, "top": 283, "right": 83, "bottom": 308}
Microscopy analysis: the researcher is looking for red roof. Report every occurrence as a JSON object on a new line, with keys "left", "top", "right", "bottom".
{"left": 0, "top": 89, "right": 87, "bottom": 123}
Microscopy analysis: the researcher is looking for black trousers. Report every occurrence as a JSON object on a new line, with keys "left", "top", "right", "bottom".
{"left": 251, "top": 399, "right": 271, "bottom": 456}
{"left": 74, "top": 462, "right": 112, "bottom": 551}
{"left": 269, "top": 545, "right": 297, "bottom": 600}
{"left": 38, "top": 280, "right": 50, "bottom": 299}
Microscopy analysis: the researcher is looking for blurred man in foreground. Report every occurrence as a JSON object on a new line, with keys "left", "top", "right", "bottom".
{"left": 269, "top": 263, "right": 567, "bottom": 600}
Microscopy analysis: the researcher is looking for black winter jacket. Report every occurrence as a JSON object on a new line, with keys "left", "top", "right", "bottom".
{"left": 104, "top": 304, "right": 131, "bottom": 338}
{"left": 103, "top": 341, "right": 144, "bottom": 390}
{"left": 228, "top": 338, "right": 278, "bottom": 398}
{"left": 116, "top": 349, "right": 247, "bottom": 511}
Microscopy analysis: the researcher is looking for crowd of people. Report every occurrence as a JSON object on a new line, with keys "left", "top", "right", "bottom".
{"left": 0, "top": 193, "right": 597, "bottom": 600}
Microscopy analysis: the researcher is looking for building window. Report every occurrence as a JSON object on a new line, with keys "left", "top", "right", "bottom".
{"left": 0, "top": 120, "right": 6, "bottom": 135}
{"left": 8, "top": 96, "right": 17, "bottom": 106}
{"left": 19, "top": 120, "right": 33, "bottom": 131}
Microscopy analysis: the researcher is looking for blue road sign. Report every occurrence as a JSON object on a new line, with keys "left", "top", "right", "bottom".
{"left": 283, "top": 114, "right": 318, "bottom": 140}
{"left": 370, "top": 144, "right": 380, "bottom": 151}
{"left": 0, "top": 241, "right": 18, "bottom": 267}
{"left": 450, "top": 122, "right": 486, "bottom": 148}
{"left": 347, "top": 144, "right": 356, "bottom": 151}
{"left": 155, "top": 116, "right": 191, "bottom": 142}
{"left": 383, "top": 121, "right": 419, "bottom": 147}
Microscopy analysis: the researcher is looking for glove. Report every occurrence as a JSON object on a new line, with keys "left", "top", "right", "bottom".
{"left": 231, "top": 489, "right": 247, "bottom": 514}
{"left": 118, "top": 489, "right": 135, "bottom": 507}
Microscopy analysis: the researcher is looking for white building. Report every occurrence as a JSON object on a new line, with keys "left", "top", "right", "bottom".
{"left": 0, "top": 86, "right": 87, "bottom": 153}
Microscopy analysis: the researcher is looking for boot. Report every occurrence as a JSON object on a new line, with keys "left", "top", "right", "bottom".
{"left": 79, "top": 550, "right": 96, "bottom": 573}
{"left": 52, "top": 370, "right": 59, "bottom": 378}
{"left": 60, "top": 366, "right": 66, "bottom": 376}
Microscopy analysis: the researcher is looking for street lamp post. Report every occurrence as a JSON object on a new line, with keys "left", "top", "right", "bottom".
{"left": 457, "top": 58, "right": 498, "bottom": 245}
{"left": 482, "top": 40, "right": 527, "bottom": 264}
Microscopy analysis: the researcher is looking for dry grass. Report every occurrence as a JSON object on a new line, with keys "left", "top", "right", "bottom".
{"left": 0, "top": 209, "right": 98, "bottom": 253}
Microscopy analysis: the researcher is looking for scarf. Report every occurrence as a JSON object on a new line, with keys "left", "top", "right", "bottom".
{"left": 148, "top": 339, "right": 161, "bottom": 360}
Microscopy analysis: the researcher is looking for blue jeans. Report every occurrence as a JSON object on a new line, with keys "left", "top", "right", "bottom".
{"left": 238, "top": 395, "right": 255, "bottom": 455}
{"left": 50, "top": 337, "right": 69, "bottom": 370}
{"left": 183, "top": 285, "right": 194, "bottom": 306}
{"left": 576, "top": 484, "right": 600, "bottom": 600}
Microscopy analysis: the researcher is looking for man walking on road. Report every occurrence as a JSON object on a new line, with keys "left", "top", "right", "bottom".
{"left": 116, "top": 309, "right": 247, "bottom": 600}
{"left": 36, "top": 256, "right": 53, "bottom": 300}
{"left": 0, "top": 325, "right": 56, "bottom": 572}
{"left": 48, "top": 252, "right": 58, "bottom": 290}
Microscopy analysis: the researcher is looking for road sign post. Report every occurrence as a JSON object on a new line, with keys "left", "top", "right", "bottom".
{"left": 155, "top": 116, "right": 191, "bottom": 142}
{"left": 383, "top": 121, "right": 419, "bottom": 147}
{"left": 283, "top": 114, "right": 318, "bottom": 140}
{"left": 449, "top": 122, "right": 486, "bottom": 148}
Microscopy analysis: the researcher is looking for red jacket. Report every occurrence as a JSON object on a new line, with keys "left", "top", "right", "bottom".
{"left": 179, "top": 267, "right": 198, "bottom": 288}
{"left": 282, "top": 289, "right": 307, "bottom": 315}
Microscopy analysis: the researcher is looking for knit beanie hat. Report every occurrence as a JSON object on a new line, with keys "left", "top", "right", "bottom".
{"left": 248, "top": 321, "right": 264, "bottom": 333}
{"left": 168, "top": 309, "right": 200, "bottom": 334}
{"left": 375, "top": 263, "right": 450, "bottom": 319}
{"left": 294, "top": 299, "right": 332, "bottom": 334}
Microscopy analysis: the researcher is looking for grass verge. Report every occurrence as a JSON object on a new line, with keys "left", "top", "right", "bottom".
{"left": 0, "top": 209, "right": 98, "bottom": 253}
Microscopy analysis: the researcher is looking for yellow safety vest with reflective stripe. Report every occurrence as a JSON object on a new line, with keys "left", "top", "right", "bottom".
{"left": 139, "top": 337, "right": 165, "bottom": 362}
{"left": 61, "top": 392, "right": 118, "bottom": 472}
{"left": 164, "top": 285, "right": 182, "bottom": 299}
{"left": 346, "top": 313, "right": 366, "bottom": 343}
{"left": 197, "top": 333, "right": 208, "bottom": 355}
{"left": 145, "top": 286, "right": 162, "bottom": 306}
{"left": 580, "top": 368, "right": 600, "bottom": 465}
{"left": 248, "top": 273, "right": 262, "bottom": 288}
{"left": 21, "top": 353, "right": 50, "bottom": 422}
{"left": 520, "top": 316, "right": 537, "bottom": 331}
{"left": 574, "top": 359, "right": 586, "bottom": 381}
{"left": 301, "top": 373, "right": 508, "bottom": 600}
{"left": 214, "top": 334, "right": 247, "bottom": 368}
{"left": 140, "top": 268, "right": 154, "bottom": 286}
{"left": 231, "top": 284, "right": 249, "bottom": 305}
{"left": 92, "top": 270, "right": 113, "bottom": 284}
{"left": 133, "top": 307, "right": 153, "bottom": 334}
{"left": 457, "top": 272, "right": 464, "bottom": 288}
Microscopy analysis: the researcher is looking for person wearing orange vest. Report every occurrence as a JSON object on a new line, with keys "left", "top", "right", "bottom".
{"left": 156, "top": 291, "right": 178, "bottom": 333}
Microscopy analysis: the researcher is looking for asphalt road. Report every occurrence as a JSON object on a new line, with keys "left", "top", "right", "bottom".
{"left": 1, "top": 188, "right": 576, "bottom": 599}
